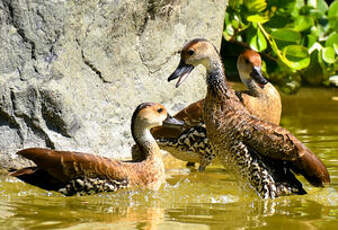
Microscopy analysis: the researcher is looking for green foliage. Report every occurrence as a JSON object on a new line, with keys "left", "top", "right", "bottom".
{"left": 223, "top": 0, "right": 338, "bottom": 92}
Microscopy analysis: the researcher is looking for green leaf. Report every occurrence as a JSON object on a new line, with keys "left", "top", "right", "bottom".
{"left": 284, "top": 45, "right": 309, "bottom": 58}
{"left": 229, "top": 0, "right": 242, "bottom": 9}
{"left": 322, "top": 47, "right": 336, "bottom": 64}
{"left": 257, "top": 23, "right": 302, "bottom": 70}
{"left": 308, "top": 9, "right": 325, "bottom": 18}
{"left": 224, "top": 12, "right": 230, "bottom": 25}
{"left": 266, "top": 14, "right": 290, "bottom": 28}
{"left": 289, "top": 0, "right": 305, "bottom": 17}
{"left": 307, "top": 0, "right": 328, "bottom": 13}
{"left": 248, "top": 27, "right": 267, "bottom": 52}
{"left": 247, "top": 15, "right": 269, "bottom": 23}
{"left": 244, "top": 0, "right": 267, "bottom": 12}
{"left": 299, "top": 5, "right": 313, "bottom": 16}
{"left": 271, "top": 29, "right": 301, "bottom": 43}
{"left": 257, "top": 28, "right": 267, "bottom": 51}
{"left": 292, "top": 16, "right": 314, "bottom": 32}
{"left": 325, "top": 32, "right": 338, "bottom": 48}
{"left": 267, "top": 0, "right": 295, "bottom": 8}
{"left": 328, "top": 1, "right": 338, "bottom": 18}
{"left": 334, "top": 44, "right": 338, "bottom": 55}
{"left": 307, "top": 34, "right": 317, "bottom": 49}
{"left": 283, "top": 45, "right": 310, "bottom": 70}
{"left": 317, "top": 0, "right": 329, "bottom": 13}
{"left": 328, "top": 0, "right": 338, "bottom": 30}
{"left": 328, "top": 17, "right": 338, "bottom": 31}
{"left": 231, "top": 19, "right": 240, "bottom": 29}
{"left": 223, "top": 25, "right": 234, "bottom": 40}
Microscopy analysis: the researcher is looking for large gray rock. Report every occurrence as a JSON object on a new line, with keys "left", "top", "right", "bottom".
{"left": 0, "top": 0, "right": 226, "bottom": 168}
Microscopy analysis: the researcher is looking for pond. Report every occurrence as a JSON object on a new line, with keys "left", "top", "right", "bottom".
{"left": 0, "top": 87, "right": 337, "bottom": 230}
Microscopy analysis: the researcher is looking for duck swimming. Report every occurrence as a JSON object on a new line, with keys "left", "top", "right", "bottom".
{"left": 9, "top": 103, "right": 183, "bottom": 196}
{"left": 168, "top": 38, "right": 330, "bottom": 198}
{"left": 149, "top": 50, "right": 282, "bottom": 171}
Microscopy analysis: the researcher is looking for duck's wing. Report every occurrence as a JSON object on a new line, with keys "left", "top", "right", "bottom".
{"left": 151, "top": 99, "right": 204, "bottom": 139}
{"left": 10, "top": 148, "right": 127, "bottom": 183}
{"left": 241, "top": 119, "right": 330, "bottom": 187}
{"left": 246, "top": 147, "right": 307, "bottom": 196}
{"left": 174, "top": 99, "right": 204, "bottom": 126}
{"left": 155, "top": 93, "right": 247, "bottom": 132}
{"left": 9, "top": 167, "right": 65, "bottom": 191}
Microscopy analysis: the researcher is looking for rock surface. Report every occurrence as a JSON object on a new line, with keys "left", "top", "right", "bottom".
{"left": 0, "top": 0, "right": 226, "bottom": 168}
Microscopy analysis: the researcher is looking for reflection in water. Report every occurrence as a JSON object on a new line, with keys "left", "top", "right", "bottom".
{"left": 0, "top": 190, "right": 165, "bottom": 230}
{"left": 0, "top": 87, "right": 337, "bottom": 230}
{"left": 167, "top": 198, "right": 336, "bottom": 230}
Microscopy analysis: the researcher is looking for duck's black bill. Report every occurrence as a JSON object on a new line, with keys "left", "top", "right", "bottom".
{"left": 250, "top": 66, "right": 268, "bottom": 88}
{"left": 168, "top": 60, "right": 194, "bottom": 88}
{"left": 163, "top": 114, "right": 185, "bottom": 127}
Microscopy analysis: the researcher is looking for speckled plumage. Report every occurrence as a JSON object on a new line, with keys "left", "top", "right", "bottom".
{"left": 157, "top": 123, "right": 215, "bottom": 170}
{"left": 151, "top": 50, "right": 282, "bottom": 171}
{"left": 203, "top": 84, "right": 310, "bottom": 198}
{"left": 168, "top": 39, "right": 330, "bottom": 198}
{"left": 58, "top": 177, "right": 128, "bottom": 196}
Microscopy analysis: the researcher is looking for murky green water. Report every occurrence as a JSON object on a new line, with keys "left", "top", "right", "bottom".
{"left": 0, "top": 87, "right": 337, "bottom": 230}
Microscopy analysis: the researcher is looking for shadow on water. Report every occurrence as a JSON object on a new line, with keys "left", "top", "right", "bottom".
{"left": 0, "top": 87, "right": 337, "bottom": 230}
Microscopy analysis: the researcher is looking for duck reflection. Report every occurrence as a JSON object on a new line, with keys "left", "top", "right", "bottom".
{"left": 0, "top": 193, "right": 165, "bottom": 230}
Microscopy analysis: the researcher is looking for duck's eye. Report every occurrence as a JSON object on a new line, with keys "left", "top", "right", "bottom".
{"left": 188, "top": 50, "right": 195, "bottom": 56}
{"left": 157, "top": 108, "right": 163, "bottom": 113}
{"left": 245, "top": 59, "right": 250, "bottom": 64}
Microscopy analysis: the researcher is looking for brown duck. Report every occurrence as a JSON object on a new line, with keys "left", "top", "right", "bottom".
{"left": 9, "top": 103, "right": 183, "bottom": 196}
{"left": 168, "top": 38, "right": 330, "bottom": 198}
{"left": 147, "top": 50, "right": 282, "bottom": 171}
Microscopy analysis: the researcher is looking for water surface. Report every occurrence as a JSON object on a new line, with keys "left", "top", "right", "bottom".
{"left": 0, "top": 87, "right": 337, "bottom": 230}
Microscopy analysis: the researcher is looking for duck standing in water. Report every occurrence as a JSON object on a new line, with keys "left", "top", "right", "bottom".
{"left": 9, "top": 103, "right": 183, "bottom": 196}
{"left": 149, "top": 50, "right": 282, "bottom": 171}
{"left": 168, "top": 38, "right": 330, "bottom": 198}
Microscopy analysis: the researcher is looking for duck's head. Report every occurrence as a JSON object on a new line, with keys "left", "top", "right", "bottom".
{"left": 132, "top": 103, "right": 184, "bottom": 134}
{"left": 237, "top": 50, "right": 268, "bottom": 89}
{"left": 168, "top": 38, "right": 220, "bottom": 87}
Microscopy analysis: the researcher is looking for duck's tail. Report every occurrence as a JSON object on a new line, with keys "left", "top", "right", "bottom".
{"left": 293, "top": 145, "right": 330, "bottom": 187}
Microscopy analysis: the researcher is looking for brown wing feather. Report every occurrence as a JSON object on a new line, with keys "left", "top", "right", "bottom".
{"left": 287, "top": 135, "right": 330, "bottom": 187}
{"left": 9, "top": 167, "right": 66, "bottom": 190}
{"left": 151, "top": 125, "right": 185, "bottom": 139}
{"left": 151, "top": 99, "right": 204, "bottom": 139}
{"left": 16, "top": 148, "right": 129, "bottom": 183}
{"left": 9, "top": 167, "right": 38, "bottom": 177}
{"left": 174, "top": 99, "right": 204, "bottom": 125}
{"left": 241, "top": 117, "right": 330, "bottom": 187}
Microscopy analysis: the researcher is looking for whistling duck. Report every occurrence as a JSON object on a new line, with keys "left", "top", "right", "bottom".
{"left": 167, "top": 38, "right": 330, "bottom": 198}
{"left": 9, "top": 103, "right": 183, "bottom": 196}
{"left": 147, "top": 50, "right": 282, "bottom": 171}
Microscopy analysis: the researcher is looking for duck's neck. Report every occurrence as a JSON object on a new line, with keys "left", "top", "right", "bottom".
{"left": 132, "top": 125, "right": 161, "bottom": 160}
{"left": 239, "top": 71, "right": 262, "bottom": 97}
{"left": 206, "top": 57, "right": 231, "bottom": 99}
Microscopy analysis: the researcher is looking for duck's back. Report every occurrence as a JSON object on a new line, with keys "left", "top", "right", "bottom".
{"left": 241, "top": 83, "right": 282, "bottom": 125}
